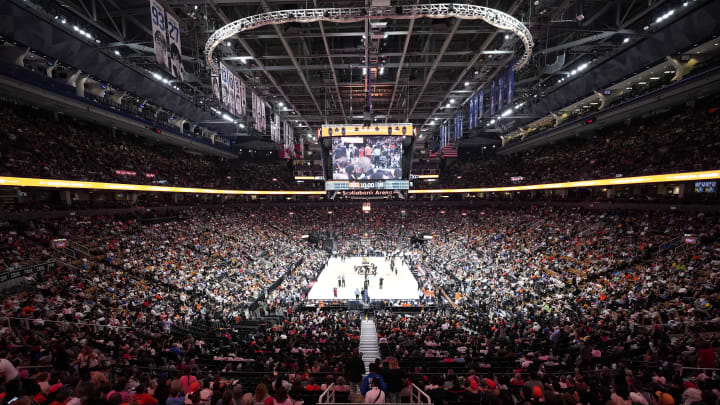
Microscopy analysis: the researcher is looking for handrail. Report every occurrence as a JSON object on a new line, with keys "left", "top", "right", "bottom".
{"left": 318, "top": 383, "right": 334, "bottom": 404}
{"left": 409, "top": 382, "right": 431, "bottom": 404}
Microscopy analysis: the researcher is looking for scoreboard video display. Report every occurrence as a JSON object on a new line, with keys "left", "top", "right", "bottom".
{"left": 319, "top": 124, "right": 415, "bottom": 198}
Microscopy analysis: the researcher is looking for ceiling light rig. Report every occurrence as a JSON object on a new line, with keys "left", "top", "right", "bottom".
{"left": 204, "top": 4, "right": 534, "bottom": 74}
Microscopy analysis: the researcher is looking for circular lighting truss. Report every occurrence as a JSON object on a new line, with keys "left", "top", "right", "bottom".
{"left": 205, "top": 3, "right": 533, "bottom": 74}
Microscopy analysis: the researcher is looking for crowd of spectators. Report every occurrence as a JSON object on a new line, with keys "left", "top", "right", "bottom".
{"left": 0, "top": 102, "right": 295, "bottom": 190}
{"left": 0, "top": 205, "right": 718, "bottom": 405}
{"left": 4, "top": 93, "right": 720, "bottom": 199}
{"left": 439, "top": 97, "right": 720, "bottom": 189}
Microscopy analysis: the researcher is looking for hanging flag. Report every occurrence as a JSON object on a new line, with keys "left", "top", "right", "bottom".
{"left": 149, "top": 0, "right": 169, "bottom": 71}
{"left": 239, "top": 80, "right": 246, "bottom": 116}
{"left": 271, "top": 114, "right": 281, "bottom": 144}
{"left": 211, "top": 73, "right": 221, "bottom": 103}
{"left": 219, "top": 62, "right": 235, "bottom": 113}
{"left": 468, "top": 94, "right": 477, "bottom": 130}
{"left": 498, "top": 74, "right": 504, "bottom": 107}
{"left": 283, "top": 121, "right": 294, "bottom": 158}
{"left": 165, "top": 11, "right": 183, "bottom": 80}
{"left": 478, "top": 89, "right": 484, "bottom": 120}
{"left": 233, "top": 74, "right": 242, "bottom": 117}
{"left": 507, "top": 64, "right": 515, "bottom": 106}
{"left": 490, "top": 80, "right": 496, "bottom": 116}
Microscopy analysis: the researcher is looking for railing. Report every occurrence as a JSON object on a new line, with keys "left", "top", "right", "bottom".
{"left": 318, "top": 383, "right": 335, "bottom": 404}
{"left": 319, "top": 382, "right": 431, "bottom": 404}
{"left": 409, "top": 383, "right": 432, "bottom": 404}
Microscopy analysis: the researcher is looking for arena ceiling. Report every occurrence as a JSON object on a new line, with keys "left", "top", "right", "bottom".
{"left": 16, "top": 0, "right": 715, "bottom": 144}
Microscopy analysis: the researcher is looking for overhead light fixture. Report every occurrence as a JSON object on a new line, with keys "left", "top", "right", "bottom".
{"left": 464, "top": 81, "right": 470, "bottom": 86}
{"left": 501, "top": 108, "right": 512, "bottom": 117}
{"left": 362, "top": 67, "right": 367, "bottom": 75}
{"left": 114, "top": 50, "right": 121, "bottom": 56}
{"left": 623, "top": 37, "right": 630, "bottom": 43}
{"left": 504, "top": 34, "right": 509, "bottom": 40}
{"left": 638, "top": 81, "right": 647, "bottom": 85}
{"left": 446, "top": 103, "right": 451, "bottom": 108}
{"left": 279, "top": 102, "right": 284, "bottom": 107}
{"left": 226, "top": 41, "right": 231, "bottom": 46}
{"left": 450, "top": 99, "right": 455, "bottom": 103}
{"left": 649, "top": 77, "right": 661, "bottom": 80}
{"left": 222, "top": 113, "right": 234, "bottom": 122}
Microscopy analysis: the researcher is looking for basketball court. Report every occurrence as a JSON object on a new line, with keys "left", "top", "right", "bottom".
{"left": 307, "top": 256, "right": 420, "bottom": 301}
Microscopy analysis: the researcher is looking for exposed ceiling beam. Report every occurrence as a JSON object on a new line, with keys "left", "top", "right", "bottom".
{"left": 230, "top": 61, "right": 505, "bottom": 72}
{"left": 535, "top": 30, "right": 632, "bottom": 55}
{"left": 405, "top": 18, "right": 461, "bottom": 121}
{"left": 222, "top": 50, "right": 513, "bottom": 61}
{"left": 313, "top": 0, "right": 347, "bottom": 123}
{"left": 259, "top": 0, "right": 325, "bottom": 123}
{"left": 386, "top": 17, "right": 414, "bottom": 121}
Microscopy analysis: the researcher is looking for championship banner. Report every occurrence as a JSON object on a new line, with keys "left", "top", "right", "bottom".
{"left": 283, "top": 121, "right": 294, "bottom": 157}
{"left": 271, "top": 114, "right": 281, "bottom": 144}
{"left": 478, "top": 89, "right": 484, "bottom": 120}
{"left": 233, "top": 74, "right": 243, "bottom": 117}
{"left": 498, "top": 74, "right": 504, "bottom": 107}
{"left": 507, "top": 64, "right": 514, "bottom": 106}
{"left": 149, "top": 0, "right": 169, "bottom": 71}
{"left": 165, "top": 11, "right": 183, "bottom": 80}
{"left": 237, "top": 80, "right": 246, "bottom": 116}
{"left": 212, "top": 74, "right": 221, "bottom": 102}
{"left": 490, "top": 80, "right": 496, "bottom": 116}
{"left": 252, "top": 92, "right": 266, "bottom": 132}
{"left": 227, "top": 67, "right": 237, "bottom": 115}
{"left": 220, "top": 63, "right": 232, "bottom": 112}
{"left": 468, "top": 97, "right": 474, "bottom": 130}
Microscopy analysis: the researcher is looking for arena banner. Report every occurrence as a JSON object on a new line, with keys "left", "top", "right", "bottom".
{"left": 212, "top": 74, "right": 221, "bottom": 103}
{"left": 165, "top": 11, "right": 183, "bottom": 80}
{"left": 507, "top": 64, "right": 514, "bottom": 105}
{"left": 489, "top": 80, "right": 496, "bottom": 116}
{"left": 498, "top": 74, "right": 504, "bottom": 107}
{"left": 271, "top": 114, "right": 283, "bottom": 144}
{"left": 283, "top": 121, "right": 294, "bottom": 157}
{"left": 478, "top": 89, "right": 484, "bottom": 119}
{"left": 149, "top": 0, "right": 169, "bottom": 71}
{"left": 252, "top": 91, "right": 266, "bottom": 132}
{"left": 235, "top": 78, "right": 246, "bottom": 117}
{"left": 219, "top": 62, "right": 231, "bottom": 112}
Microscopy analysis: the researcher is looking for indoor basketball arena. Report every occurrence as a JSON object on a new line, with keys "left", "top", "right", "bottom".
{"left": 0, "top": 0, "right": 719, "bottom": 404}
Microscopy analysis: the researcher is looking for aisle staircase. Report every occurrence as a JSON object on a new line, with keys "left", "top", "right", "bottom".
{"left": 359, "top": 319, "right": 380, "bottom": 372}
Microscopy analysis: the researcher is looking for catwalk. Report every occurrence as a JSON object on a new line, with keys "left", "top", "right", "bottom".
{"left": 307, "top": 256, "right": 420, "bottom": 301}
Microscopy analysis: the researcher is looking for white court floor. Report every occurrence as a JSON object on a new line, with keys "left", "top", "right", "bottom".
{"left": 307, "top": 256, "right": 420, "bottom": 301}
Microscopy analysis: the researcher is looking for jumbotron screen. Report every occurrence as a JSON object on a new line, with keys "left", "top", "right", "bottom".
{"left": 331, "top": 136, "right": 403, "bottom": 180}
